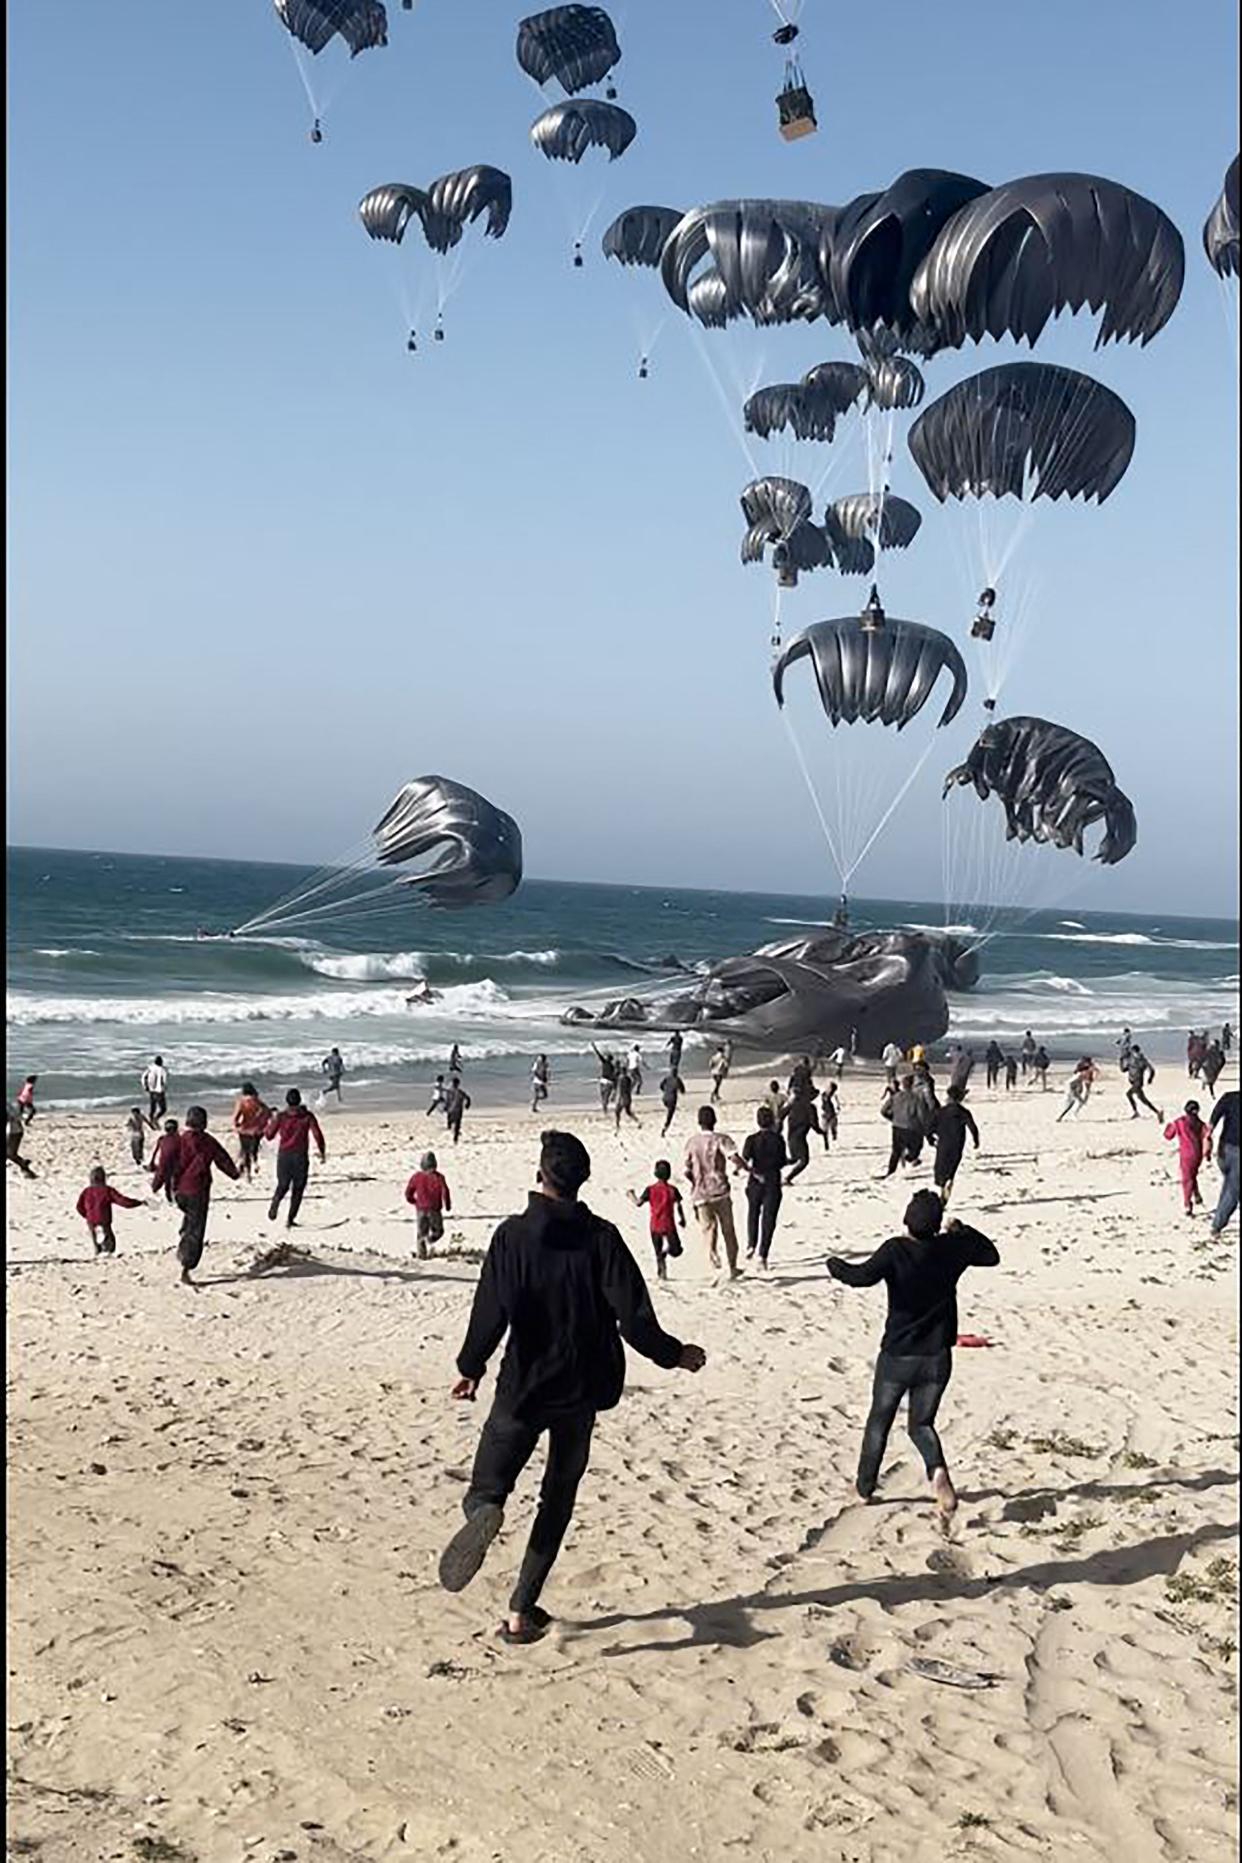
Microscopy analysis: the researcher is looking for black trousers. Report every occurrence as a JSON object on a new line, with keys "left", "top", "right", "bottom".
{"left": 1127, "top": 1085, "right": 1160, "bottom": 1118}
{"left": 270, "top": 1151, "right": 309, "bottom": 1221}
{"left": 6, "top": 1130, "right": 35, "bottom": 1178}
{"left": 785, "top": 1130, "right": 812, "bottom": 1182}
{"left": 745, "top": 1174, "right": 783, "bottom": 1260}
{"left": 148, "top": 1092, "right": 167, "bottom": 1122}
{"left": 886, "top": 1128, "right": 922, "bottom": 1173}
{"left": 463, "top": 1404, "right": 596, "bottom": 1614}
{"left": 857, "top": 1349, "right": 952, "bottom": 1496}
{"left": 175, "top": 1190, "right": 210, "bottom": 1271}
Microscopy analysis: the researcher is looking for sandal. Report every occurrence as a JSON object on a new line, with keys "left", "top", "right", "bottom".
{"left": 498, "top": 1615, "right": 549, "bottom": 1646}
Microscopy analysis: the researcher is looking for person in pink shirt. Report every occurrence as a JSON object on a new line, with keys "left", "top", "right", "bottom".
{"left": 76, "top": 1165, "right": 143, "bottom": 1256}
{"left": 1163, "top": 1101, "right": 1213, "bottom": 1218}
{"left": 405, "top": 1150, "right": 452, "bottom": 1257}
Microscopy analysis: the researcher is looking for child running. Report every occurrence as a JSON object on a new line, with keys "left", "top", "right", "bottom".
{"left": 76, "top": 1165, "right": 143, "bottom": 1257}
{"left": 826, "top": 1190, "right": 999, "bottom": 1529}
{"left": 1164, "top": 1101, "right": 1213, "bottom": 1218}
{"left": 630, "top": 1159, "right": 685, "bottom": 1279}
{"left": 232, "top": 1081, "right": 270, "bottom": 1180}
{"left": 148, "top": 1119, "right": 181, "bottom": 1201}
{"left": 405, "top": 1150, "right": 452, "bottom": 1257}
{"left": 124, "top": 1106, "right": 153, "bottom": 1168}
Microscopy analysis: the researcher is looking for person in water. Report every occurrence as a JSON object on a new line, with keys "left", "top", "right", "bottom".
{"left": 405, "top": 1150, "right": 452, "bottom": 1257}
{"left": 631, "top": 1158, "right": 685, "bottom": 1280}
{"left": 232, "top": 1082, "right": 270, "bottom": 1180}
{"left": 321, "top": 1047, "right": 346, "bottom": 1105}
{"left": 1163, "top": 1103, "right": 1212, "bottom": 1218}
{"left": 149, "top": 1119, "right": 181, "bottom": 1201}
{"left": 742, "top": 1104, "right": 787, "bottom": 1269}
{"left": 76, "top": 1165, "right": 143, "bottom": 1257}
{"left": 658, "top": 1068, "right": 686, "bottom": 1137}
{"left": 152, "top": 1104, "right": 240, "bottom": 1286}
{"left": 930, "top": 1084, "right": 980, "bottom": 1205}
{"left": 826, "top": 1189, "right": 999, "bottom": 1528}
{"left": 142, "top": 1055, "right": 169, "bottom": 1123}
{"left": 530, "top": 1055, "right": 550, "bottom": 1115}
{"left": 1125, "top": 1046, "right": 1163, "bottom": 1122}
{"left": 438, "top": 1130, "right": 705, "bottom": 1645}
{"left": 265, "top": 1088, "right": 326, "bottom": 1227}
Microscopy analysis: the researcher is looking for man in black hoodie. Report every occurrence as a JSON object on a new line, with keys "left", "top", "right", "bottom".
{"left": 438, "top": 1130, "right": 706, "bottom": 1644}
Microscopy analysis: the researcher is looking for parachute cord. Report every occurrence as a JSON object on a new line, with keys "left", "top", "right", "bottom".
{"left": 770, "top": 584, "right": 784, "bottom": 654}
{"left": 779, "top": 707, "right": 848, "bottom": 887}
{"left": 686, "top": 321, "right": 763, "bottom": 478}
{"left": 233, "top": 835, "right": 378, "bottom": 934}
{"left": 840, "top": 726, "right": 940, "bottom": 888}
{"left": 287, "top": 38, "right": 321, "bottom": 122}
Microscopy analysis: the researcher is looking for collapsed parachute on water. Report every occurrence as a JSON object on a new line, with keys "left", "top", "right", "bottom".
{"left": 602, "top": 205, "right": 684, "bottom": 268}
{"left": 826, "top": 493, "right": 922, "bottom": 552}
{"left": 944, "top": 717, "right": 1136, "bottom": 865}
{"left": 908, "top": 363, "right": 1136, "bottom": 505}
{"left": 359, "top": 168, "right": 513, "bottom": 252}
{"left": 660, "top": 199, "right": 837, "bottom": 327}
{"left": 909, "top": 173, "right": 1184, "bottom": 349}
{"left": 275, "top": 0, "right": 388, "bottom": 56}
{"left": 773, "top": 609, "right": 967, "bottom": 729}
{"left": 1204, "top": 155, "right": 1240, "bottom": 279}
{"left": 530, "top": 99, "right": 635, "bottom": 162}
{"left": 232, "top": 776, "right": 523, "bottom": 935}
{"left": 517, "top": 6, "right": 621, "bottom": 95}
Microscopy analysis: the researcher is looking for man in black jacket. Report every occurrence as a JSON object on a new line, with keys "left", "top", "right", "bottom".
{"left": 438, "top": 1130, "right": 706, "bottom": 1644}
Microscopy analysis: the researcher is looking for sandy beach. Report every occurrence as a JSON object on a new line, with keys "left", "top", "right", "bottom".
{"left": 6, "top": 1058, "right": 1239, "bottom": 1862}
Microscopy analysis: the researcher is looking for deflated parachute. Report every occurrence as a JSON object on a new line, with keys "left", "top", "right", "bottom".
{"left": 1204, "top": 155, "right": 1240, "bottom": 279}
{"left": 517, "top": 6, "right": 621, "bottom": 94}
{"left": 909, "top": 173, "right": 1184, "bottom": 348}
{"left": 275, "top": 0, "right": 388, "bottom": 55}
{"left": 773, "top": 613, "right": 967, "bottom": 730}
{"left": 908, "top": 363, "right": 1136, "bottom": 505}
{"left": 530, "top": 99, "right": 635, "bottom": 162}
{"left": 944, "top": 717, "right": 1136, "bottom": 865}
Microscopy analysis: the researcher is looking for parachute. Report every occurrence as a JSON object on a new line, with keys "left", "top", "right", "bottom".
{"left": 908, "top": 363, "right": 1135, "bottom": 505}
{"left": 602, "top": 205, "right": 685, "bottom": 269}
{"left": 827, "top": 493, "right": 922, "bottom": 552}
{"left": 1204, "top": 154, "right": 1240, "bottom": 279}
{"left": 819, "top": 168, "right": 990, "bottom": 353}
{"left": 530, "top": 99, "right": 635, "bottom": 163}
{"left": 275, "top": 0, "right": 388, "bottom": 56}
{"left": 517, "top": 6, "right": 621, "bottom": 95}
{"left": 359, "top": 168, "right": 512, "bottom": 252}
{"left": 660, "top": 199, "right": 838, "bottom": 327}
{"left": 909, "top": 173, "right": 1184, "bottom": 349}
{"left": 944, "top": 717, "right": 1136, "bottom": 865}
{"left": 740, "top": 474, "right": 813, "bottom": 538}
{"left": 744, "top": 371, "right": 865, "bottom": 443}
{"left": 772, "top": 612, "right": 967, "bottom": 730}
{"left": 866, "top": 355, "right": 924, "bottom": 409}
{"left": 232, "top": 776, "right": 523, "bottom": 935}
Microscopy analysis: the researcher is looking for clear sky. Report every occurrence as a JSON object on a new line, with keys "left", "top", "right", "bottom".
{"left": 8, "top": 0, "right": 1239, "bottom": 915}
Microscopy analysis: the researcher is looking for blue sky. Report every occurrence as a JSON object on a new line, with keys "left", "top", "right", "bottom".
{"left": 8, "top": 0, "right": 1239, "bottom": 914}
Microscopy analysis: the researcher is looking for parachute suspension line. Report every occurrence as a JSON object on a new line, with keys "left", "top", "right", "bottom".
{"left": 770, "top": 584, "right": 785, "bottom": 655}
{"left": 232, "top": 833, "right": 379, "bottom": 935}
{"left": 687, "top": 321, "right": 763, "bottom": 477}
{"left": 286, "top": 37, "right": 321, "bottom": 123}
{"left": 841, "top": 727, "right": 941, "bottom": 888}
{"left": 779, "top": 706, "right": 848, "bottom": 887}
{"left": 231, "top": 877, "right": 415, "bottom": 939}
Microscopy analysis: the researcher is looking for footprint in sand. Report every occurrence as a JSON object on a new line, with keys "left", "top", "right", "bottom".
{"left": 925, "top": 1545, "right": 973, "bottom": 1580}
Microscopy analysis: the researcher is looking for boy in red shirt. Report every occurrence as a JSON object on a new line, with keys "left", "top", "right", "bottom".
{"left": 76, "top": 1165, "right": 143, "bottom": 1256}
{"left": 405, "top": 1150, "right": 451, "bottom": 1257}
{"left": 630, "top": 1158, "right": 685, "bottom": 1280}
{"left": 148, "top": 1119, "right": 181, "bottom": 1202}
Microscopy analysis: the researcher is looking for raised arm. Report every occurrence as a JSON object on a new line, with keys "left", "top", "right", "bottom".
{"left": 825, "top": 1241, "right": 892, "bottom": 1287}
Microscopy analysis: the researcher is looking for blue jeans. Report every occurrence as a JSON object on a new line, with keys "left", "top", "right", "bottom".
{"left": 1212, "top": 1142, "right": 1239, "bottom": 1234}
{"left": 857, "top": 1349, "right": 952, "bottom": 1497}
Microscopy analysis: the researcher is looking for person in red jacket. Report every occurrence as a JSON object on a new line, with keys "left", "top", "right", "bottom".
{"left": 152, "top": 1104, "right": 240, "bottom": 1285}
{"left": 76, "top": 1165, "right": 143, "bottom": 1256}
{"left": 264, "top": 1088, "right": 326, "bottom": 1229}
{"left": 1164, "top": 1101, "right": 1213, "bottom": 1217}
{"left": 405, "top": 1149, "right": 452, "bottom": 1257}
{"left": 148, "top": 1119, "right": 181, "bottom": 1203}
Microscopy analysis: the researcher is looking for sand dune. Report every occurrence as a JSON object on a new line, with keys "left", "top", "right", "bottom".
{"left": 6, "top": 1062, "right": 1239, "bottom": 1861}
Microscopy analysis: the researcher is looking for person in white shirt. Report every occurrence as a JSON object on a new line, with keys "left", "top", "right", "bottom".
{"left": 142, "top": 1056, "right": 168, "bottom": 1122}
{"left": 828, "top": 1045, "right": 849, "bottom": 1081}
{"left": 626, "top": 1044, "right": 643, "bottom": 1096}
{"left": 881, "top": 1041, "right": 903, "bottom": 1088}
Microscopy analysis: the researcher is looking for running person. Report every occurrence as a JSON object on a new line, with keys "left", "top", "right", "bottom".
{"left": 76, "top": 1166, "right": 143, "bottom": 1257}
{"left": 658, "top": 1069, "right": 686, "bottom": 1137}
{"left": 742, "top": 1104, "right": 786, "bottom": 1269}
{"left": 929, "top": 1085, "right": 980, "bottom": 1205}
{"left": 592, "top": 1046, "right": 618, "bottom": 1115}
{"left": 685, "top": 1106, "right": 741, "bottom": 1277}
{"left": 124, "top": 1106, "right": 153, "bottom": 1168}
{"left": 232, "top": 1082, "right": 270, "bottom": 1180}
{"left": 613, "top": 1066, "right": 639, "bottom": 1131}
{"left": 709, "top": 1042, "right": 732, "bottom": 1104}
{"left": 632, "top": 1159, "right": 685, "bottom": 1280}
{"left": 446, "top": 1076, "right": 472, "bottom": 1144}
{"left": 152, "top": 1105, "right": 240, "bottom": 1286}
{"left": 321, "top": 1047, "right": 346, "bottom": 1105}
{"left": 783, "top": 1092, "right": 822, "bottom": 1185}
{"left": 530, "top": 1055, "right": 550, "bottom": 1115}
{"left": 1209, "top": 1089, "right": 1240, "bottom": 1237}
{"left": 405, "top": 1151, "right": 452, "bottom": 1257}
{"left": 6, "top": 1104, "right": 36, "bottom": 1179}
{"left": 826, "top": 1190, "right": 999, "bottom": 1527}
{"left": 148, "top": 1119, "right": 180, "bottom": 1201}
{"left": 437, "top": 1130, "right": 705, "bottom": 1644}
{"left": 1125, "top": 1047, "right": 1163, "bottom": 1121}
{"left": 1020, "top": 1031, "right": 1037, "bottom": 1078}
{"left": 265, "top": 1089, "right": 326, "bottom": 1226}
{"left": 1163, "top": 1103, "right": 1212, "bottom": 1217}
{"left": 819, "top": 1079, "right": 839, "bottom": 1149}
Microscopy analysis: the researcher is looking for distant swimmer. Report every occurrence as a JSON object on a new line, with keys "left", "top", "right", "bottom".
{"left": 437, "top": 1130, "right": 704, "bottom": 1646}
{"left": 1164, "top": 1103, "right": 1212, "bottom": 1218}
{"left": 826, "top": 1190, "right": 1000, "bottom": 1528}
{"left": 405, "top": 981, "right": 435, "bottom": 1007}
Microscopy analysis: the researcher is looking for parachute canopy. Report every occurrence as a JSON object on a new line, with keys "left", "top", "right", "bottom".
{"left": 908, "top": 363, "right": 1136, "bottom": 505}
{"left": 820, "top": 168, "right": 990, "bottom": 353}
{"left": 372, "top": 776, "right": 524, "bottom": 905}
{"left": 602, "top": 205, "right": 685, "bottom": 268}
{"left": 773, "top": 614, "right": 968, "bottom": 729}
{"left": 530, "top": 99, "right": 635, "bottom": 162}
{"left": 867, "top": 354, "right": 925, "bottom": 409}
{"left": 359, "top": 168, "right": 512, "bottom": 252}
{"left": 944, "top": 717, "right": 1136, "bottom": 865}
{"left": 1204, "top": 155, "right": 1241, "bottom": 279}
{"left": 909, "top": 173, "right": 1184, "bottom": 349}
{"left": 517, "top": 6, "right": 621, "bottom": 94}
{"left": 274, "top": 0, "right": 388, "bottom": 56}
{"left": 660, "top": 199, "right": 837, "bottom": 327}
{"left": 744, "top": 368, "right": 866, "bottom": 443}
{"left": 827, "top": 493, "right": 922, "bottom": 551}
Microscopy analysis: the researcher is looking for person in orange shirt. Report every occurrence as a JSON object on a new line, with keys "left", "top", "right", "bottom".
{"left": 232, "top": 1081, "right": 271, "bottom": 1180}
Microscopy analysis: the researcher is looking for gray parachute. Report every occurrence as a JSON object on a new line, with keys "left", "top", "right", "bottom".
{"left": 908, "top": 363, "right": 1136, "bottom": 505}
{"left": 372, "top": 776, "right": 524, "bottom": 906}
{"left": 274, "top": 0, "right": 388, "bottom": 56}
{"left": 827, "top": 493, "right": 922, "bottom": 551}
{"left": 1204, "top": 155, "right": 1240, "bottom": 279}
{"left": 866, "top": 355, "right": 925, "bottom": 409}
{"left": 773, "top": 613, "right": 968, "bottom": 730}
{"left": 602, "top": 205, "right": 684, "bottom": 268}
{"left": 660, "top": 199, "right": 837, "bottom": 327}
{"left": 944, "top": 717, "right": 1136, "bottom": 866}
{"left": 744, "top": 368, "right": 865, "bottom": 443}
{"left": 530, "top": 99, "right": 635, "bottom": 163}
{"left": 909, "top": 173, "right": 1184, "bottom": 348}
{"left": 516, "top": 7, "right": 621, "bottom": 94}
{"left": 359, "top": 169, "right": 512, "bottom": 253}
{"left": 740, "top": 475, "right": 813, "bottom": 537}
{"left": 819, "top": 168, "right": 991, "bottom": 353}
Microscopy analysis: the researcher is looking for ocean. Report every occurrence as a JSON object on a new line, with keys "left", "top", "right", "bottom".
{"left": 6, "top": 846, "right": 1238, "bottom": 1111}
